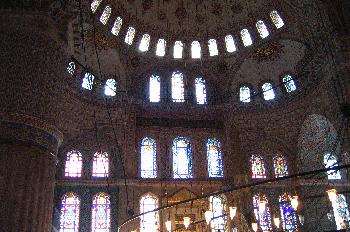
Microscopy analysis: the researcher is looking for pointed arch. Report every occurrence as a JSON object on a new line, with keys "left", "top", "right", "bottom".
{"left": 273, "top": 155, "right": 289, "bottom": 178}
{"left": 195, "top": 77, "right": 207, "bottom": 105}
{"left": 140, "top": 137, "right": 157, "bottom": 178}
{"left": 59, "top": 192, "right": 80, "bottom": 232}
{"left": 239, "top": 85, "right": 251, "bottom": 103}
{"left": 91, "top": 192, "right": 111, "bottom": 232}
{"left": 279, "top": 193, "right": 298, "bottom": 231}
{"left": 270, "top": 10, "right": 285, "bottom": 29}
{"left": 100, "top": 6, "right": 112, "bottom": 25}
{"left": 173, "top": 137, "right": 193, "bottom": 179}
{"left": 140, "top": 193, "right": 160, "bottom": 232}
{"left": 209, "top": 194, "right": 228, "bottom": 232}
{"left": 251, "top": 155, "right": 266, "bottom": 179}
{"left": 65, "top": 150, "right": 83, "bottom": 178}
{"left": 149, "top": 74, "right": 161, "bottom": 103}
{"left": 92, "top": 151, "right": 109, "bottom": 177}
{"left": 253, "top": 193, "right": 272, "bottom": 231}
{"left": 171, "top": 71, "right": 185, "bottom": 102}
{"left": 207, "top": 138, "right": 224, "bottom": 178}
{"left": 262, "top": 82, "right": 275, "bottom": 100}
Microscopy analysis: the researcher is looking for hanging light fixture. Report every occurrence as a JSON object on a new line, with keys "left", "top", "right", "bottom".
{"left": 204, "top": 210, "right": 213, "bottom": 225}
{"left": 183, "top": 216, "right": 191, "bottom": 229}
{"left": 229, "top": 206, "right": 237, "bottom": 220}
{"left": 165, "top": 220, "right": 172, "bottom": 231}
{"left": 291, "top": 195, "right": 299, "bottom": 210}
{"left": 273, "top": 216, "right": 280, "bottom": 228}
{"left": 326, "top": 189, "right": 337, "bottom": 202}
{"left": 252, "top": 222, "right": 258, "bottom": 232}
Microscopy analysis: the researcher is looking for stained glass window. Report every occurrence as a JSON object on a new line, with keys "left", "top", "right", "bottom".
{"left": 82, "top": 73, "right": 94, "bottom": 90}
{"left": 191, "top": 41, "right": 201, "bottom": 59}
{"left": 125, "top": 27, "right": 136, "bottom": 45}
{"left": 139, "top": 34, "right": 151, "bottom": 52}
{"left": 64, "top": 150, "right": 83, "bottom": 178}
{"left": 253, "top": 194, "right": 272, "bottom": 231}
{"left": 174, "top": 41, "right": 184, "bottom": 59}
{"left": 256, "top": 20, "right": 270, "bottom": 38}
{"left": 283, "top": 75, "right": 297, "bottom": 93}
{"left": 91, "top": 0, "right": 103, "bottom": 13}
{"left": 91, "top": 193, "right": 111, "bottom": 232}
{"left": 171, "top": 71, "right": 185, "bottom": 102}
{"left": 324, "top": 153, "right": 341, "bottom": 180}
{"left": 210, "top": 195, "right": 227, "bottom": 232}
{"left": 273, "top": 155, "right": 288, "bottom": 178}
{"left": 173, "top": 137, "right": 193, "bottom": 179}
{"left": 140, "top": 137, "right": 157, "bottom": 179}
{"left": 100, "top": 6, "right": 112, "bottom": 25}
{"left": 225, "top": 35, "right": 237, "bottom": 53}
{"left": 251, "top": 155, "right": 266, "bottom": 179}
{"left": 207, "top": 138, "right": 224, "bottom": 178}
{"left": 270, "top": 10, "right": 285, "bottom": 29}
{"left": 111, "top": 17, "right": 123, "bottom": 36}
{"left": 195, "top": 77, "right": 207, "bottom": 105}
{"left": 149, "top": 74, "right": 161, "bottom": 103}
{"left": 208, "top": 39, "right": 219, "bottom": 56}
{"left": 240, "top": 29, "right": 253, "bottom": 47}
{"left": 92, "top": 151, "right": 109, "bottom": 177}
{"left": 104, "top": 79, "right": 116, "bottom": 96}
{"left": 60, "top": 192, "right": 80, "bottom": 232}
{"left": 67, "top": 62, "right": 75, "bottom": 76}
{"left": 240, "top": 86, "right": 251, "bottom": 103}
{"left": 332, "top": 194, "right": 350, "bottom": 230}
{"left": 262, "top": 83, "right": 275, "bottom": 100}
{"left": 140, "top": 194, "right": 160, "bottom": 232}
{"left": 279, "top": 193, "right": 298, "bottom": 231}
{"left": 156, "top": 39, "right": 166, "bottom": 57}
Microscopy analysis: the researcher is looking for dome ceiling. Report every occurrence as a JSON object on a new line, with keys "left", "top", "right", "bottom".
{"left": 103, "top": 0, "right": 275, "bottom": 38}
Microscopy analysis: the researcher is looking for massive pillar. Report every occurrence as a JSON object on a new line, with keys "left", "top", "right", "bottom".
{"left": 0, "top": 11, "right": 66, "bottom": 231}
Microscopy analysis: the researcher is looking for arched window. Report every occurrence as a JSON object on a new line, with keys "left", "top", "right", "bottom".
{"left": 273, "top": 155, "right": 289, "bottom": 178}
{"left": 240, "top": 86, "right": 251, "bottom": 103}
{"left": 210, "top": 195, "right": 227, "bottom": 232}
{"left": 262, "top": 83, "right": 275, "bottom": 100}
{"left": 140, "top": 194, "right": 159, "bottom": 232}
{"left": 67, "top": 61, "right": 76, "bottom": 76}
{"left": 256, "top": 20, "right": 270, "bottom": 38}
{"left": 82, "top": 73, "right": 95, "bottom": 90}
{"left": 171, "top": 71, "right": 185, "bottom": 102}
{"left": 100, "top": 6, "right": 112, "bottom": 25}
{"left": 282, "top": 75, "right": 297, "bottom": 93}
{"left": 225, "top": 35, "right": 237, "bottom": 53}
{"left": 279, "top": 193, "right": 298, "bottom": 231}
{"left": 59, "top": 192, "right": 80, "bottom": 232}
{"left": 331, "top": 194, "right": 350, "bottom": 230}
{"left": 139, "top": 34, "right": 151, "bottom": 52}
{"left": 174, "top": 41, "right": 184, "bottom": 59}
{"left": 195, "top": 77, "right": 207, "bottom": 105}
{"left": 324, "top": 153, "right": 341, "bottom": 180}
{"left": 64, "top": 150, "right": 83, "bottom": 178}
{"left": 91, "top": 193, "right": 111, "bottom": 232}
{"left": 251, "top": 155, "right": 266, "bottom": 179}
{"left": 270, "top": 10, "right": 285, "bottom": 29}
{"left": 91, "top": 0, "right": 103, "bottom": 13}
{"left": 191, "top": 41, "right": 201, "bottom": 59}
{"left": 240, "top": 29, "right": 253, "bottom": 47}
{"left": 149, "top": 74, "right": 161, "bottom": 103}
{"left": 208, "top": 39, "right": 218, "bottom": 56}
{"left": 156, "top": 39, "right": 166, "bottom": 57}
{"left": 207, "top": 138, "right": 224, "bottom": 178}
{"left": 253, "top": 194, "right": 272, "bottom": 231}
{"left": 104, "top": 79, "right": 116, "bottom": 96}
{"left": 140, "top": 137, "right": 157, "bottom": 179}
{"left": 111, "top": 17, "right": 123, "bottom": 36}
{"left": 173, "top": 137, "right": 193, "bottom": 179}
{"left": 92, "top": 151, "right": 109, "bottom": 177}
{"left": 125, "top": 27, "right": 136, "bottom": 45}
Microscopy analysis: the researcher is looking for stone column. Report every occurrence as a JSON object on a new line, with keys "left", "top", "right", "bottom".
{"left": 0, "top": 11, "right": 66, "bottom": 232}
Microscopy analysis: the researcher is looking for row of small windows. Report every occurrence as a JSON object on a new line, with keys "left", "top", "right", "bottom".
{"left": 60, "top": 191, "right": 350, "bottom": 232}
{"left": 149, "top": 72, "right": 207, "bottom": 104}
{"left": 240, "top": 75, "right": 297, "bottom": 103}
{"left": 64, "top": 137, "right": 223, "bottom": 179}
{"left": 251, "top": 153, "right": 342, "bottom": 180}
{"left": 91, "top": 0, "right": 284, "bottom": 59}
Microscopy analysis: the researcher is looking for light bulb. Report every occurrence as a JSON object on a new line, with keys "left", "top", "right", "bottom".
{"left": 165, "top": 220, "right": 172, "bottom": 231}
{"left": 204, "top": 210, "right": 213, "bottom": 225}
{"left": 291, "top": 196, "right": 299, "bottom": 210}
{"left": 274, "top": 217, "right": 280, "bottom": 228}
{"left": 229, "top": 207, "right": 237, "bottom": 220}
{"left": 183, "top": 216, "right": 191, "bottom": 229}
{"left": 326, "top": 189, "right": 337, "bottom": 202}
{"left": 252, "top": 222, "right": 258, "bottom": 232}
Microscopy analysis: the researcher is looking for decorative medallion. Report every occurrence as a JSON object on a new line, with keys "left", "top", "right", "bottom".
{"left": 253, "top": 42, "right": 283, "bottom": 62}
